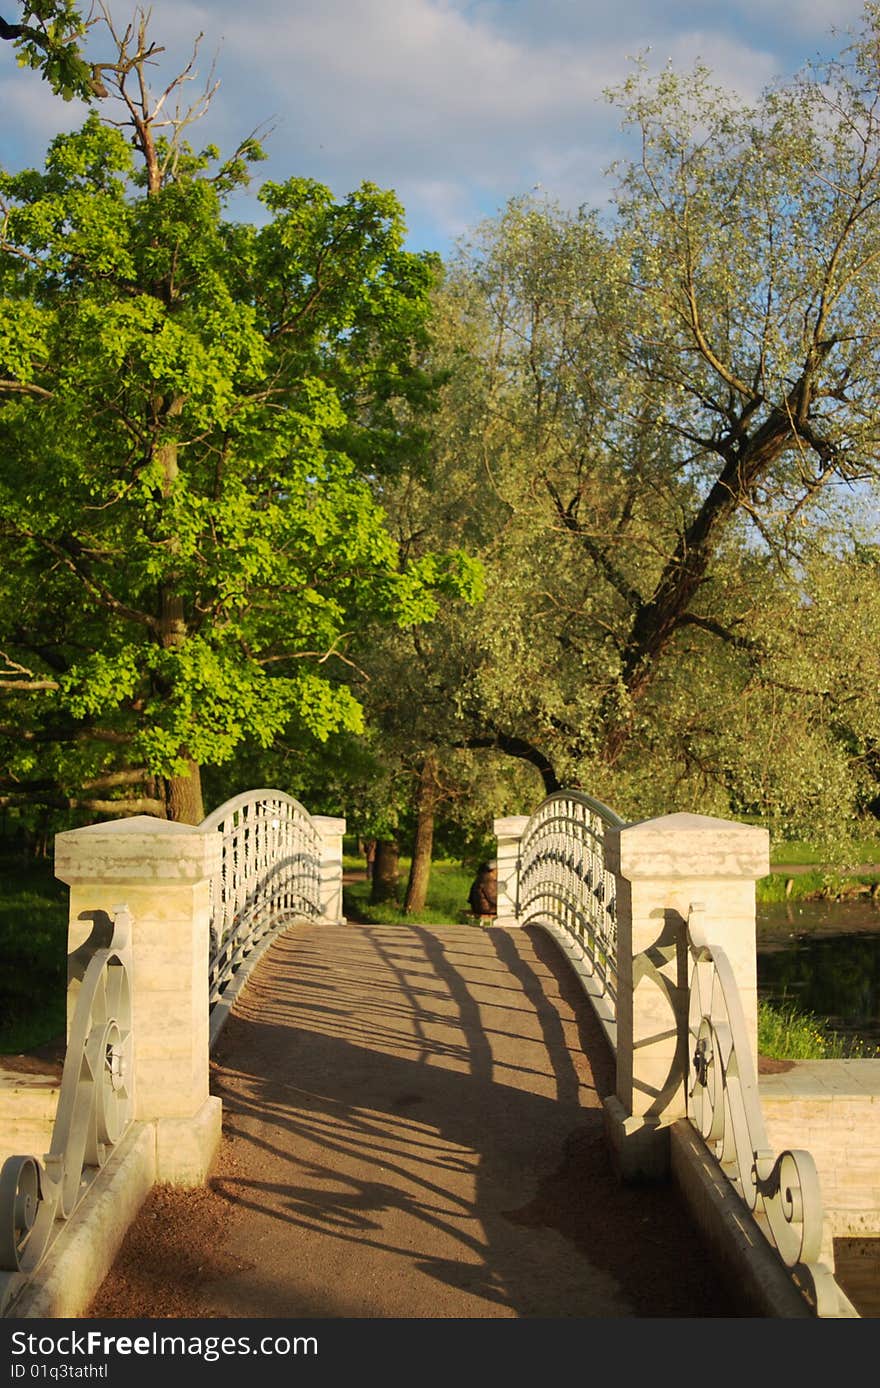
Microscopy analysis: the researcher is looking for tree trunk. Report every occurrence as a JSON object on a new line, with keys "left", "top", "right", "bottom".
{"left": 163, "top": 758, "right": 204, "bottom": 824}
{"left": 361, "top": 839, "right": 377, "bottom": 879}
{"left": 403, "top": 756, "right": 439, "bottom": 914}
{"left": 370, "top": 838, "right": 401, "bottom": 904}
{"left": 461, "top": 733, "right": 559, "bottom": 797}
{"left": 600, "top": 419, "right": 796, "bottom": 765}
{"left": 153, "top": 395, "right": 204, "bottom": 823}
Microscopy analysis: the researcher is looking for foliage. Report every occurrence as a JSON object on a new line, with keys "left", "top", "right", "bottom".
{"left": 1, "top": 1, "right": 99, "bottom": 102}
{"left": 354, "top": 9, "right": 880, "bottom": 838}
{"left": 0, "top": 10, "right": 480, "bottom": 824}
{"left": 7, "top": 4, "right": 880, "bottom": 849}
{"left": 0, "top": 851, "right": 67, "bottom": 1051}
{"left": 757, "top": 998, "right": 878, "bottom": 1060}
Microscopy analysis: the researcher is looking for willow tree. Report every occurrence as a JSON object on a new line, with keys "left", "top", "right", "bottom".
{"left": 0, "top": 10, "right": 480, "bottom": 824}
{"left": 598, "top": 32, "right": 880, "bottom": 757}
{"left": 359, "top": 7, "right": 880, "bottom": 837}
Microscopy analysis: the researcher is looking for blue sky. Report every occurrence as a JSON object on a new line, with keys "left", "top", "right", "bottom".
{"left": 0, "top": 0, "right": 870, "bottom": 258}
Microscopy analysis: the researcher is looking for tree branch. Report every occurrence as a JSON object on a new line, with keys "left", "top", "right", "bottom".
{"left": 677, "top": 613, "right": 757, "bottom": 650}
{"left": 19, "top": 529, "right": 158, "bottom": 631}
{"left": 544, "top": 478, "right": 643, "bottom": 610}
{"left": 0, "top": 678, "right": 59, "bottom": 691}
{"left": 455, "top": 731, "right": 559, "bottom": 796}
{"left": 0, "top": 791, "right": 165, "bottom": 816}
{"left": 0, "top": 379, "right": 53, "bottom": 399}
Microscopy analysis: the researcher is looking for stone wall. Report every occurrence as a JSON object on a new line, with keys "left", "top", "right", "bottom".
{"left": 760, "top": 1059, "right": 880, "bottom": 1236}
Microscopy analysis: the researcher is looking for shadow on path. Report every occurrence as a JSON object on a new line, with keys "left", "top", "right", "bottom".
{"left": 90, "top": 921, "right": 749, "bottom": 1319}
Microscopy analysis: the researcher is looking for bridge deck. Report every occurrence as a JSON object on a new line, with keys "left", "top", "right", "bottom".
{"left": 89, "top": 921, "right": 748, "bottom": 1318}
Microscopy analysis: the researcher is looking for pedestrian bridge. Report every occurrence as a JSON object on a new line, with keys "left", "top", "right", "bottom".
{"left": 1, "top": 789, "right": 877, "bottom": 1318}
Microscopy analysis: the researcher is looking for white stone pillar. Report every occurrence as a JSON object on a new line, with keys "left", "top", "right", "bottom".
{"left": 493, "top": 815, "right": 529, "bottom": 927}
{"left": 312, "top": 814, "right": 347, "bottom": 924}
{"left": 54, "top": 816, "right": 223, "bottom": 1185}
{"left": 602, "top": 811, "right": 769, "bottom": 1180}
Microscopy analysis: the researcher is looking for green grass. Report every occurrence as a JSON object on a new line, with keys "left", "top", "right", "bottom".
{"left": 769, "top": 840, "right": 827, "bottom": 866}
{"left": 0, "top": 854, "right": 68, "bottom": 1054}
{"left": 758, "top": 998, "right": 879, "bottom": 1060}
{"left": 344, "top": 858, "right": 477, "bottom": 926}
{"left": 756, "top": 870, "right": 880, "bottom": 905}
{"left": 769, "top": 837, "right": 880, "bottom": 867}
{"left": 760, "top": 827, "right": 880, "bottom": 902}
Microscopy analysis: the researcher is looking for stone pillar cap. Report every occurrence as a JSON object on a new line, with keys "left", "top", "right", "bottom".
{"left": 606, "top": 812, "right": 769, "bottom": 881}
{"left": 311, "top": 814, "right": 347, "bottom": 835}
{"left": 494, "top": 815, "right": 530, "bottom": 836}
{"left": 55, "top": 814, "right": 222, "bottom": 885}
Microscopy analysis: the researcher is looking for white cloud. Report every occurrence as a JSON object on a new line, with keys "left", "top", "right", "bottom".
{"left": 220, "top": 0, "right": 608, "bottom": 135}
{"left": 0, "top": 0, "right": 867, "bottom": 256}
{"left": 405, "top": 177, "right": 478, "bottom": 243}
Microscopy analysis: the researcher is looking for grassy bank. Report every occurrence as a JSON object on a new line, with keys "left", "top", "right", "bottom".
{"left": 757, "top": 999, "right": 878, "bottom": 1060}
{"left": 757, "top": 871, "right": 880, "bottom": 905}
{"left": 760, "top": 835, "right": 880, "bottom": 905}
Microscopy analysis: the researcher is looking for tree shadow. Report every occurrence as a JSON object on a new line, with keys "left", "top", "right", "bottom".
{"left": 200, "top": 921, "right": 746, "bottom": 1318}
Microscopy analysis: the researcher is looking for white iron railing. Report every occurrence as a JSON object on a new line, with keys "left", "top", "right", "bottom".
{"left": 0, "top": 789, "right": 331, "bottom": 1314}
{"left": 516, "top": 790, "right": 625, "bottom": 1047}
{"left": 0, "top": 907, "right": 134, "bottom": 1304}
{"left": 686, "top": 902, "right": 853, "bottom": 1317}
{"left": 200, "top": 789, "right": 323, "bottom": 1010}
{"left": 505, "top": 792, "right": 858, "bottom": 1317}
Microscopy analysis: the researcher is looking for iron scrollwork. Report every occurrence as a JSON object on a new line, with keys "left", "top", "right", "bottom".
{"left": 0, "top": 906, "right": 134, "bottom": 1293}
{"left": 686, "top": 903, "right": 853, "bottom": 1317}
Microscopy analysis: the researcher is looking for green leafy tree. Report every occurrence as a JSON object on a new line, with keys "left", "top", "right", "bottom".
{"left": 328, "top": 5, "right": 880, "bottom": 846}
{"left": 361, "top": 101, "right": 880, "bottom": 839}
{"left": 0, "top": 1, "right": 106, "bottom": 101}
{"left": 0, "top": 10, "right": 479, "bottom": 823}
{"left": 328, "top": 285, "right": 549, "bottom": 904}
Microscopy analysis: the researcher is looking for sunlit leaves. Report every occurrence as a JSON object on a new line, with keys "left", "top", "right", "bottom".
{"left": 10, "top": 1, "right": 95, "bottom": 103}
{"left": 0, "top": 107, "right": 467, "bottom": 807}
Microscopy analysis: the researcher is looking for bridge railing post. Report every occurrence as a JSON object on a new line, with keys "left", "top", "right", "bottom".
{"left": 601, "top": 812, "right": 769, "bottom": 1181}
{"left": 312, "top": 815, "right": 347, "bottom": 924}
{"left": 54, "top": 815, "right": 223, "bottom": 1186}
{"left": 492, "top": 815, "right": 529, "bottom": 926}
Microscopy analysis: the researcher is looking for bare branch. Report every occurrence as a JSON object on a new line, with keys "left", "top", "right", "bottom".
{"left": 0, "top": 678, "right": 59, "bottom": 691}
{"left": 0, "top": 791, "right": 165, "bottom": 816}
{"left": 0, "top": 379, "right": 53, "bottom": 399}
{"left": 677, "top": 613, "right": 757, "bottom": 650}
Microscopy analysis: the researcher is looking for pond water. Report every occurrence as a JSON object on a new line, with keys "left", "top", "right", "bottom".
{"left": 756, "top": 898, "right": 880, "bottom": 1049}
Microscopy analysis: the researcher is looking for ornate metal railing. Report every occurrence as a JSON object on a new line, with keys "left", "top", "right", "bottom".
{"left": 0, "top": 907, "right": 134, "bottom": 1302}
{"left": 516, "top": 790, "right": 626, "bottom": 1044}
{"left": 201, "top": 789, "right": 323, "bottom": 1010}
{"left": 686, "top": 903, "right": 854, "bottom": 1317}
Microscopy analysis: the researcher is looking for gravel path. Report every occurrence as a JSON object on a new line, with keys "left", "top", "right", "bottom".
{"left": 87, "top": 921, "right": 750, "bottom": 1319}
